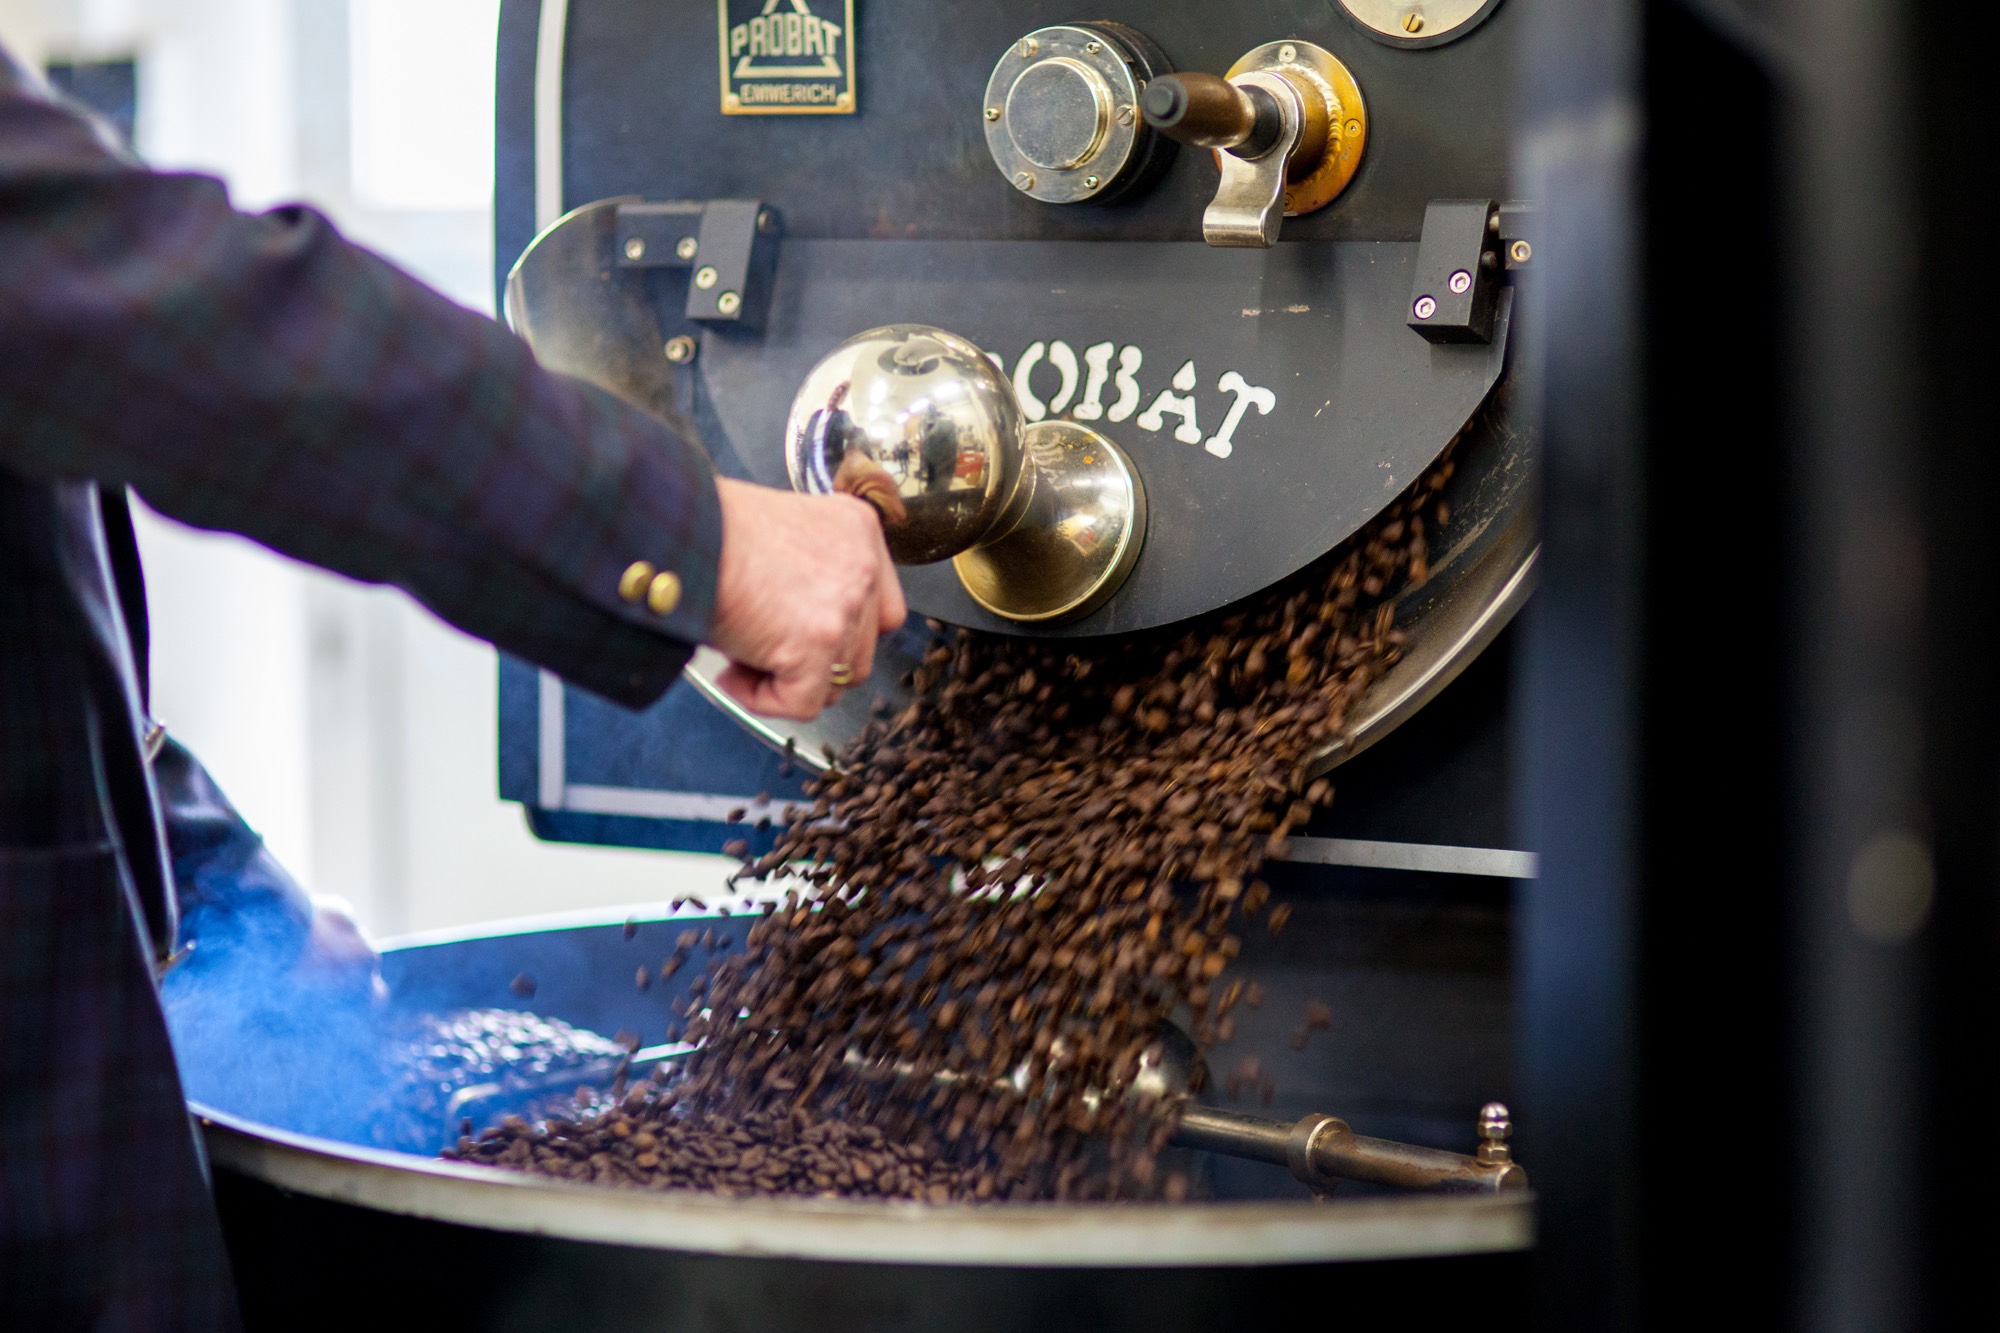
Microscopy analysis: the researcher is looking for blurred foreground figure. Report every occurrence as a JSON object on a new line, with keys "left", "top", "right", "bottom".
{"left": 0, "top": 47, "right": 901, "bottom": 1329}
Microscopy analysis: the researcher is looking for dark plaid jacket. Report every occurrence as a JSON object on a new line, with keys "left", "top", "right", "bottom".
{"left": 0, "top": 49, "right": 722, "bottom": 1328}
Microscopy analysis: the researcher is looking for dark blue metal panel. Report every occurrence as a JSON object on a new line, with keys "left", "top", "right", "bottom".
{"left": 498, "top": 654, "right": 810, "bottom": 856}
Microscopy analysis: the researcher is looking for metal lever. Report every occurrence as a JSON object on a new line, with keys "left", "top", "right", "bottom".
{"left": 454, "top": 1033, "right": 1525, "bottom": 1198}
{"left": 838, "top": 1026, "right": 1526, "bottom": 1197}
{"left": 1173, "top": 1101, "right": 1528, "bottom": 1195}
{"left": 1140, "top": 41, "right": 1368, "bottom": 249}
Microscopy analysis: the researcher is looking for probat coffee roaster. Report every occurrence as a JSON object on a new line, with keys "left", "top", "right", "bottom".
{"left": 187, "top": 3, "right": 1541, "bottom": 1329}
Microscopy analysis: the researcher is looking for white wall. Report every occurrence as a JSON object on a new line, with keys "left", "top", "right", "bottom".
{"left": 0, "top": 0, "right": 48, "bottom": 65}
{"left": 2, "top": 0, "right": 736, "bottom": 936}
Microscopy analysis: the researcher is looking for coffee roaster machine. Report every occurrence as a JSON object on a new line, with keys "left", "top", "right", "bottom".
{"left": 180, "top": 2, "right": 1548, "bottom": 1328}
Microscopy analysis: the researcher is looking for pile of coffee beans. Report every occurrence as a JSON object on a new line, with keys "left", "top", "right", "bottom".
{"left": 463, "top": 443, "right": 1460, "bottom": 1202}
{"left": 447, "top": 1081, "right": 985, "bottom": 1201}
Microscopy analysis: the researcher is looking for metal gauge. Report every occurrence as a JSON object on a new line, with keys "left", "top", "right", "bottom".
{"left": 1333, "top": 0, "right": 1505, "bottom": 48}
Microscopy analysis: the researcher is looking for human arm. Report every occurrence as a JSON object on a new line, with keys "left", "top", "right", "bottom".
{"left": 0, "top": 67, "right": 899, "bottom": 710}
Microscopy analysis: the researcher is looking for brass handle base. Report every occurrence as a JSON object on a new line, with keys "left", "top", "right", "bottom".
{"left": 1196, "top": 40, "right": 1368, "bottom": 247}
{"left": 951, "top": 421, "right": 1146, "bottom": 623}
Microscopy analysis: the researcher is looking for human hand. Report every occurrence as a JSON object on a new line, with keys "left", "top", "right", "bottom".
{"left": 706, "top": 476, "right": 907, "bottom": 720}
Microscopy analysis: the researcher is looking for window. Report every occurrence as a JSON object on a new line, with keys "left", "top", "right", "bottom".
{"left": 348, "top": 0, "right": 500, "bottom": 211}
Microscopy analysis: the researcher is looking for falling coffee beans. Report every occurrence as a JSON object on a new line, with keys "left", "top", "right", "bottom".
{"left": 460, "top": 440, "right": 1466, "bottom": 1202}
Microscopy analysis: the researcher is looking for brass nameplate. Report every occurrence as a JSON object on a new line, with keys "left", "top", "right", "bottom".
{"left": 718, "top": 0, "right": 857, "bottom": 115}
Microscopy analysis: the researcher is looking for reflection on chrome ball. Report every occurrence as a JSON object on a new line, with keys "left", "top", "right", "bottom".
{"left": 785, "top": 324, "right": 1027, "bottom": 565}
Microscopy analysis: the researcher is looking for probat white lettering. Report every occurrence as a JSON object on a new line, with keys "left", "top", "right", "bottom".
{"left": 1075, "top": 342, "right": 1144, "bottom": 423}
{"left": 1207, "top": 370, "right": 1276, "bottom": 459}
{"left": 1136, "top": 359, "right": 1203, "bottom": 444}
{"left": 997, "top": 338, "right": 1275, "bottom": 459}
{"left": 1043, "top": 340, "right": 1080, "bottom": 415}
{"left": 1013, "top": 340, "right": 1082, "bottom": 421}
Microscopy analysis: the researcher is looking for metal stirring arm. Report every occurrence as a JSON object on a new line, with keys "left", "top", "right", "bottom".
{"left": 452, "top": 1036, "right": 1526, "bottom": 1199}
{"left": 1173, "top": 1101, "right": 1527, "bottom": 1195}
{"left": 839, "top": 1033, "right": 1526, "bottom": 1197}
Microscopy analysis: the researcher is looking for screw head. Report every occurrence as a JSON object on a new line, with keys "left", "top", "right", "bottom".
{"left": 1084, "top": 40, "right": 1101, "bottom": 54}
{"left": 716, "top": 291, "right": 742, "bottom": 316}
{"left": 1479, "top": 1102, "right": 1512, "bottom": 1141}
{"left": 1345, "top": 118, "right": 1362, "bottom": 138}
{"left": 1013, "top": 170, "right": 1037, "bottom": 191}
{"left": 985, "top": 105, "right": 1001, "bottom": 121}
{"left": 757, "top": 210, "right": 777, "bottom": 235}
{"left": 1413, "top": 295, "right": 1438, "bottom": 320}
{"left": 1510, "top": 239, "right": 1533, "bottom": 263}
{"left": 1018, "top": 37, "right": 1039, "bottom": 57}
{"left": 676, "top": 236, "right": 698, "bottom": 260}
{"left": 1279, "top": 43, "right": 1298, "bottom": 62}
{"left": 694, "top": 265, "right": 719, "bottom": 290}
{"left": 1084, "top": 175, "right": 1100, "bottom": 189}
{"left": 663, "top": 335, "right": 697, "bottom": 364}
{"left": 1448, "top": 268, "right": 1473, "bottom": 295}
{"left": 1116, "top": 103, "right": 1135, "bottom": 126}
{"left": 1404, "top": 13, "right": 1426, "bottom": 33}
{"left": 622, "top": 236, "right": 646, "bottom": 261}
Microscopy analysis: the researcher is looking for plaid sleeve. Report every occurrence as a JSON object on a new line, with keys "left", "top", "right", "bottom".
{"left": 0, "top": 75, "right": 719, "bottom": 707}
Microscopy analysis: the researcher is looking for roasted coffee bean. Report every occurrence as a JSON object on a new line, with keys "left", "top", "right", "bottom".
{"left": 453, "top": 442, "right": 1465, "bottom": 1203}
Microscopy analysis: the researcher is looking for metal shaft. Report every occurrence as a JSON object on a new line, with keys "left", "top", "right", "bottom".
{"left": 1173, "top": 1105, "right": 1528, "bottom": 1195}
{"left": 1140, "top": 72, "right": 1283, "bottom": 158}
{"left": 603, "top": 1043, "right": 1527, "bottom": 1197}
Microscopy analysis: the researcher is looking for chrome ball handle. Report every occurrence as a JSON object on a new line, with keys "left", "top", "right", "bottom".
{"left": 785, "top": 324, "right": 1147, "bottom": 624}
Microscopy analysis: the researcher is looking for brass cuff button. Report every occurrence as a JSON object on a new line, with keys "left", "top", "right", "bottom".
{"left": 619, "top": 560, "right": 656, "bottom": 603}
{"left": 646, "top": 570, "right": 683, "bottom": 616}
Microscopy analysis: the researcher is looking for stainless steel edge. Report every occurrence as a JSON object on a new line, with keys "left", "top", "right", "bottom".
{"left": 198, "top": 1107, "right": 1531, "bottom": 1267}
{"left": 1309, "top": 534, "right": 1540, "bottom": 774}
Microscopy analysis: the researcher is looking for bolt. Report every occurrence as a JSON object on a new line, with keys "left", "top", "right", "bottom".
{"left": 1014, "top": 170, "right": 1037, "bottom": 191}
{"left": 717, "top": 291, "right": 741, "bottom": 316}
{"left": 1084, "top": 175, "right": 1100, "bottom": 189}
{"left": 1476, "top": 1102, "right": 1513, "bottom": 1165}
{"left": 676, "top": 236, "right": 698, "bottom": 260}
{"left": 1279, "top": 43, "right": 1297, "bottom": 62}
{"left": 663, "top": 335, "right": 697, "bottom": 364}
{"left": 1084, "top": 40, "right": 1101, "bottom": 54}
{"left": 1510, "top": 239, "right": 1533, "bottom": 263}
{"left": 1448, "top": 269, "right": 1473, "bottom": 294}
{"left": 1413, "top": 295, "right": 1437, "bottom": 320}
{"left": 985, "top": 105, "right": 1001, "bottom": 121}
{"left": 623, "top": 236, "right": 646, "bottom": 261}
{"left": 1282, "top": 193, "right": 1295, "bottom": 211}
{"left": 1116, "top": 103, "right": 1135, "bottom": 126}
{"left": 1404, "top": 13, "right": 1425, "bottom": 33}
{"left": 757, "top": 210, "right": 777, "bottom": 235}
{"left": 1018, "top": 37, "right": 1039, "bottom": 58}
{"left": 694, "top": 265, "right": 719, "bottom": 290}
{"left": 1345, "top": 118, "right": 1362, "bottom": 137}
